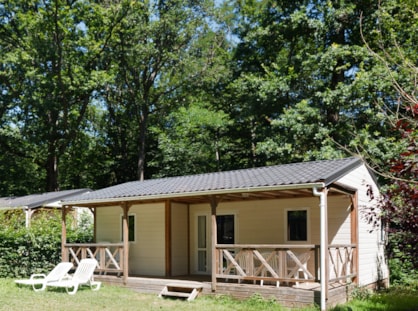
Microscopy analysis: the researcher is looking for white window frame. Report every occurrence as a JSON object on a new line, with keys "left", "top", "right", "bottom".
{"left": 195, "top": 213, "right": 210, "bottom": 274}
{"left": 120, "top": 214, "right": 136, "bottom": 243}
{"left": 284, "top": 207, "right": 310, "bottom": 243}
{"left": 216, "top": 213, "right": 237, "bottom": 245}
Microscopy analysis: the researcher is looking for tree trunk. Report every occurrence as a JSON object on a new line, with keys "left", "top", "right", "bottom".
{"left": 137, "top": 106, "right": 148, "bottom": 181}
{"left": 46, "top": 152, "right": 59, "bottom": 192}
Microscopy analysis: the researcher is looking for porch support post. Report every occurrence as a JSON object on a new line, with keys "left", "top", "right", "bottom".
{"left": 210, "top": 196, "right": 219, "bottom": 292}
{"left": 89, "top": 207, "right": 97, "bottom": 243}
{"left": 313, "top": 187, "right": 328, "bottom": 311}
{"left": 165, "top": 200, "right": 172, "bottom": 277}
{"left": 350, "top": 191, "right": 359, "bottom": 285}
{"left": 121, "top": 202, "right": 131, "bottom": 285}
{"left": 61, "top": 205, "right": 68, "bottom": 262}
{"left": 25, "top": 208, "right": 34, "bottom": 228}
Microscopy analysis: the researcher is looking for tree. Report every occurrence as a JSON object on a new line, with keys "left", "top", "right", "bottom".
{"left": 101, "top": 0, "right": 231, "bottom": 182}
{"left": 0, "top": 0, "right": 121, "bottom": 191}
{"left": 150, "top": 101, "right": 233, "bottom": 177}
{"left": 227, "top": 0, "right": 403, "bottom": 169}
{"left": 360, "top": 0, "right": 418, "bottom": 279}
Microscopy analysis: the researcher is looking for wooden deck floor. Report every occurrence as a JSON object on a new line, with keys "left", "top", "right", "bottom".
{"left": 95, "top": 274, "right": 352, "bottom": 308}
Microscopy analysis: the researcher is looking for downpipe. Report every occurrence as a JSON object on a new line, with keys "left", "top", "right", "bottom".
{"left": 313, "top": 187, "right": 327, "bottom": 311}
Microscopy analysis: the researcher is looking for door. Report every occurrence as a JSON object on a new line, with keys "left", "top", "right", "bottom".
{"left": 195, "top": 214, "right": 236, "bottom": 274}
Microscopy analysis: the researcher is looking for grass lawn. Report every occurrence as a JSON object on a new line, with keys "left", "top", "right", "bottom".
{"left": 0, "top": 278, "right": 313, "bottom": 311}
{"left": 1, "top": 278, "right": 418, "bottom": 311}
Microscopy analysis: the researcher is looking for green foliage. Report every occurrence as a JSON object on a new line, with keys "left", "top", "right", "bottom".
{"left": 246, "top": 293, "right": 279, "bottom": 308}
{"left": 350, "top": 286, "right": 373, "bottom": 301}
{"left": 150, "top": 101, "right": 233, "bottom": 176}
{"left": 0, "top": 210, "right": 93, "bottom": 278}
{"left": 0, "top": 0, "right": 416, "bottom": 194}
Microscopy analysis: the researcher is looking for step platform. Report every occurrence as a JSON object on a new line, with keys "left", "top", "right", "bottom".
{"left": 159, "top": 282, "right": 203, "bottom": 301}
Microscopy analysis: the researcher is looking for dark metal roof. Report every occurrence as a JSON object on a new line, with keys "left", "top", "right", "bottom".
{"left": 0, "top": 189, "right": 91, "bottom": 209}
{"left": 64, "top": 157, "right": 362, "bottom": 205}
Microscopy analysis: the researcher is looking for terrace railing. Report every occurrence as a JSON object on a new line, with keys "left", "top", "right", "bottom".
{"left": 215, "top": 244, "right": 356, "bottom": 286}
{"left": 328, "top": 244, "right": 357, "bottom": 283}
{"left": 64, "top": 243, "right": 124, "bottom": 275}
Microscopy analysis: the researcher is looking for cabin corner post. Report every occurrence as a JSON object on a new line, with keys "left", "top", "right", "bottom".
{"left": 210, "top": 196, "right": 218, "bottom": 292}
{"left": 121, "top": 202, "right": 131, "bottom": 285}
{"left": 61, "top": 205, "right": 68, "bottom": 262}
{"left": 350, "top": 191, "right": 359, "bottom": 285}
{"left": 165, "top": 200, "right": 172, "bottom": 277}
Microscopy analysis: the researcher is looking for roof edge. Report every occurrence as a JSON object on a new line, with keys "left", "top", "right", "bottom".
{"left": 64, "top": 182, "right": 326, "bottom": 207}
{"left": 323, "top": 157, "right": 363, "bottom": 186}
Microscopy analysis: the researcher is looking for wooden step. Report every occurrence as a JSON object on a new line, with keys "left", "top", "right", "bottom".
{"left": 159, "top": 282, "right": 203, "bottom": 301}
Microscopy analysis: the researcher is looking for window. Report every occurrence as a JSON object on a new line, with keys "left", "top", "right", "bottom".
{"left": 121, "top": 214, "right": 135, "bottom": 242}
{"left": 216, "top": 215, "right": 235, "bottom": 244}
{"left": 287, "top": 209, "right": 308, "bottom": 242}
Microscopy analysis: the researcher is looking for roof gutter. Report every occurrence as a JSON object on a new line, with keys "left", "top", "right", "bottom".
{"left": 64, "top": 182, "right": 326, "bottom": 206}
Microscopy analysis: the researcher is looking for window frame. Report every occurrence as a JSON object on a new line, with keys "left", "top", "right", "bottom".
{"left": 284, "top": 207, "right": 310, "bottom": 243}
{"left": 120, "top": 214, "right": 136, "bottom": 243}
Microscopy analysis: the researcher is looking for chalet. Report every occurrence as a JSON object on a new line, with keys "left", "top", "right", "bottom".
{"left": 0, "top": 189, "right": 91, "bottom": 227}
{"left": 62, "top": 157, "right": 389, "bottom": 310}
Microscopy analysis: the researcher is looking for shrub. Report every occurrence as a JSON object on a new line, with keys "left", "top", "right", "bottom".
{"left": 0, "top": 209, "right": 93, "bottom": 278}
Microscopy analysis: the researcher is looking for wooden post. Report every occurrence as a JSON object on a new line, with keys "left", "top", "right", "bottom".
{"left": 210, "top": 196, "right": 218, "bottom": 292}
{"left": 165, "top": 200, "right": 172, "bottom": 277}
{"left": 61, "top": 206, "right": 68, "bottom": 262}
{"left": 25, "top": 208, "right": 35, "bottom": 228}
{"left": 89, "top": 207, "right": 97, "bottom": 243}
{"left": 350, "top": 191, "right": 359, "bottom": 284}
{"left": 121, "top": 202, "right": 131, "bottom": 285}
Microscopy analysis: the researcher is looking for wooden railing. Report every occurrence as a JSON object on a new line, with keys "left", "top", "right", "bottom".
{"left": 328, "top": 244, "right": 357, "bottom": 283}
{"left": 216, "top": 244, "right": 356, "bottom": 286}
{"left": 64, "top": 243, "right": 124, "bottom": 275}
{"left": 62, "top": 243, "right": 356, "bottom": 284}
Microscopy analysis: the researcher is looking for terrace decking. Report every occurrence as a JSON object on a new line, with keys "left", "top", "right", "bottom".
{"left": 95, "top": 274, "right": 353, "bottom": 308}
{"left": 63, "top": 243, "right": 357, "bottom": 308}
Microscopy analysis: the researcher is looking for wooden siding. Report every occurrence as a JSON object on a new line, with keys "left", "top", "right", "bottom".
{"left": 171, "top": 202, "right": 189, "bottom": 276}
{"left": 328, "top": 196, "right": 351, "bottom": 245}
{"left": 96, "top": 206, "right": 121, "bottom": 243}
{"left": 95, "top": 203, "right": 166, "bottom": 276}
{"left": 132, "top": 204, "right": 165, "bottom": 276}
{"left": 189, "top": 196, "right": 352, "bottom": 275}
{"left": 337, "top": 164, "right": 389, "bottom": 286}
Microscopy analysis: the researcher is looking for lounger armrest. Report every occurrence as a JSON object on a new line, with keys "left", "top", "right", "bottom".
{"left": 29, "top": 274, "right": 46, "bottom": 280}
{"left": 58, "top": 274, "right": 72, "bottom": 282}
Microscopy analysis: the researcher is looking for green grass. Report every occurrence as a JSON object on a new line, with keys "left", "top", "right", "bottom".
{"left": 333, "top": 285, "right": 418, "bottom": 311}
{"left": 0, "top": 278, "right": 313, "bottom": 311}
{"left": 1, "top": 278, "right": 418, "bottom": 311}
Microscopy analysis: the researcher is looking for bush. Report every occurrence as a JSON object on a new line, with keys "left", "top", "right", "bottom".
{"left": 0, "top": 209, "right": 93, "bottom": 278}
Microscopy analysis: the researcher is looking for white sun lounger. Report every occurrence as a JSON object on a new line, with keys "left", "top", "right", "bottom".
{"left": 15, "top": 262, "right": 73, "bottom": 292}
{"left": 46, "top": 258, "right": 101, "bottom": 295}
